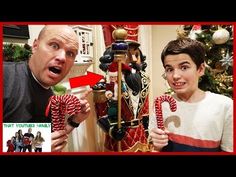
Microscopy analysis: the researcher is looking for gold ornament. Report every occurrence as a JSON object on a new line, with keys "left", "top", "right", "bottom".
{"left": 112, "top": 28, "right": 128, "bottom": 40}
{"left": 220, "top": 48, "right": 227, "bottom": 56}
{"left": 215, "top": 72, "right": 233, "bottom": 83}
{"left": 176, "top": 26, "right": 188, "bottom": 38}
{"left": 205, "top": 42, "right": 213, "bottom": 50}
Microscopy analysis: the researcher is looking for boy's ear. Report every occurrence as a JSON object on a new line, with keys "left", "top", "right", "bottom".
{"left": 198, "top": 63, "right": 206, "bottom": 76}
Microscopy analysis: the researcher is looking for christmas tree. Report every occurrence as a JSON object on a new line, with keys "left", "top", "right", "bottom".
{"left": 176, "top": 25, "right": 233, "bottom": 98}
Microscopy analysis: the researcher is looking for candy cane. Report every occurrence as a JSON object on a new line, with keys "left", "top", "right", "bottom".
{"left": 154, "top": 95, "right": 177, "bottom": 130}
{"left": 48, "top": 95, "right": 81, "bottom": 131}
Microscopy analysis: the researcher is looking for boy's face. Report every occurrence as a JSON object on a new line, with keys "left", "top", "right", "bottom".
{"left": 164, "top": 53, "right": 205, "bottom": 97}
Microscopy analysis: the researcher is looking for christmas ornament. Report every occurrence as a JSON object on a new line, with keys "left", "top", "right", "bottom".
{"left": 189, "top": 25, "right": 202, "bottom": 40}
{"left": 154, "top": 95, "right": 177, "bottom": 130}
{"left": 176, "top": 25, "right": 188, "bottom": 38}
{"left": 216, "top": 72, "right": 233, "bottom": 83}
{"left": 212, "top": 28, "right": 230, "bottom": 44}
{"left": 205, "top": 41, "right": 213, "bottom": 50}
{"left": 220, "top": 48, "right": 227, "bottom": 56}
{"left": 219, "top": 50, "right": 233, "bottom": 69}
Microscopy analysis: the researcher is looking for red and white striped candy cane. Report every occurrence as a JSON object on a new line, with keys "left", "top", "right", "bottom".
{"left": 154, "top": 95, "right": 177, "bottom": 130}
{"left": 48, "top": 95, "right": 81, "bottom": 131}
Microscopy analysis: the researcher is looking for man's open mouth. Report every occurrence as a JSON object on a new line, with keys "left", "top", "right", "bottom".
{"left": 49, "top": 66, "right": 61, "bottom": 74}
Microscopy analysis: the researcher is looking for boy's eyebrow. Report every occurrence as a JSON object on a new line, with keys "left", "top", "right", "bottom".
{"left": 164, "top": 64, "right": 172, "bottom": 68}
{"left": 164, "top": 61, "right": 191, "bottom": 68}
{"left": 179, "top": 61, "right": 191, "bottom": 65}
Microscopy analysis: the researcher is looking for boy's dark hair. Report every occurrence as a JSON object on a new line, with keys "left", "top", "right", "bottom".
{"left": 161, "top": 38, "right": 206, "bottom": 69}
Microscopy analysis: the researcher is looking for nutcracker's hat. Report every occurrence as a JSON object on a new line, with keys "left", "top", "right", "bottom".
{"left": 108, "top": 62, "right": 118, "bottom": 77}
{"left": 108, "top": 62, "right": 132, "bottom": 76}
{"left": 123, "top": 25, "right": 140, "bottom": 47}
{"left": 102, "top": 25, "right": 140, "bottom": 48}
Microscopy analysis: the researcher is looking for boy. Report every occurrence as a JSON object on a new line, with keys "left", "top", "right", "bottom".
{"left": 149, "top": 38, "right": 233, "bottom": 152}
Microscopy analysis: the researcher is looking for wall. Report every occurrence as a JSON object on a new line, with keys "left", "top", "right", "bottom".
{"left": 28, "top": 25, "right": 45, "bottom": 45}
{"left": 151, "top": 25, "right": 179, "bottom": 100}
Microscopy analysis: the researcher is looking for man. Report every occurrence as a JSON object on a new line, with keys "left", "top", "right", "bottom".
{"left": 22, "top": 128, "right": 34, "bottom": 152}
{"left": 93, "top": 26, "right": 150, "bottom": 152}
{"left": 4, "top": 25, "right": 91, "bottom": 152}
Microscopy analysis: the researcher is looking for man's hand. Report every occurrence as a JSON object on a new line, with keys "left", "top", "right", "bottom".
{"left": 73, "top": 88, "right": 92, "bottom": 123}
{"left": 66, "top": 89, "right": 92, "bottom": 134}
{"left": 51, "top": 130, "right": 68, "bottom": 152}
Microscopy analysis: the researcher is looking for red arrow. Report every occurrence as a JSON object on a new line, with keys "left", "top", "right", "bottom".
{"left": 69, "top": 71, "right": 104, "bottom": 89}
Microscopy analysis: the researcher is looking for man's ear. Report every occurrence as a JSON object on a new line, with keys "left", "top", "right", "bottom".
{"left": 198, "top": 63, "right": 206, "bottom": 76}
{"left": 32, "top": 39, "right": 38, "bottom": 54}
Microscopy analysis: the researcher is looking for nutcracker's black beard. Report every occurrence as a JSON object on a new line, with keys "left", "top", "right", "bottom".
{"left": 124, "top": 72, "right": 142, "bottom": 96}
{"left": 129, "top": 62, "right": 141, "bottom": 71}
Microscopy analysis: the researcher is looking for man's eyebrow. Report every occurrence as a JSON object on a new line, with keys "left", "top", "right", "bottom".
{"left": 48, "top": 38, "right": 61, "bottom": 42}
{"left": 48, "top": 38, "right": 78, "bottom": 50}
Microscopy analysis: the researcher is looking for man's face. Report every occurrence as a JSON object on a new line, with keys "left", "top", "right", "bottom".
{"left": 29, "top": 26, "right": 79, "bottom": 87}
